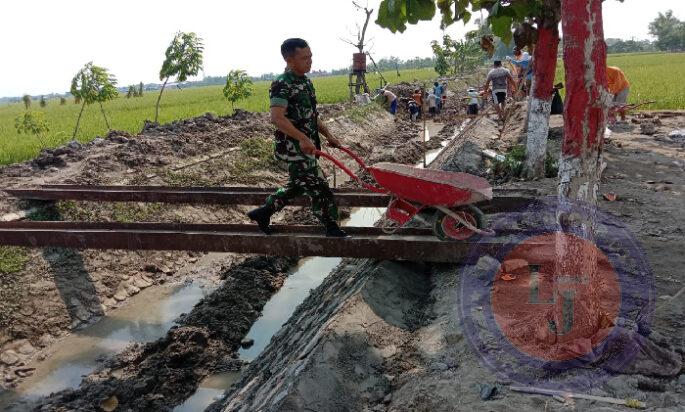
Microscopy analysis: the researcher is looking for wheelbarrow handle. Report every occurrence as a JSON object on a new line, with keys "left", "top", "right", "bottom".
{"left": 336, "top": 146, "right": 370, "bottom": 172}
{"left": 314, "top": 149, "right": 387, "bottom": 194}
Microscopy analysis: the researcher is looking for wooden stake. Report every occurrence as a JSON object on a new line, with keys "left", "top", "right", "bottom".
{"left": 423, "top": 84, "right": 427, "bottom": 168}
{"left": 510, "top": 386, "right": 646, "bottom": 409}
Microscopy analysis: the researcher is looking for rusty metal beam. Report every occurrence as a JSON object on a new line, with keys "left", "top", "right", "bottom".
{"left": 4, "top": 186, "right": 540, "bottom": 213}
{"left": 0, "top": 221, "right": 517, "bottom": 263}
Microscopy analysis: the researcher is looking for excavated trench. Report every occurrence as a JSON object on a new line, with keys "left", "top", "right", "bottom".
{"left": 207, "top": 109, "right": 685, "bottom": 412}
{"left": 0, "top": 97, "right": 461, "bottom": 411}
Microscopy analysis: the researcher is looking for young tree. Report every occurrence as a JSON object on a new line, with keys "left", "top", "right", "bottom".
{"left": 60, "top": 97, "right": 67, "bottom": 105}
{"left": 155, "top": 32, "right": 204, "bottom": 123}
{"left": 222, "top": 69, "right": 254, "bottom": 113}
{"left": 138, "top": 81, "right": 144, "bottom": 97}
{"left": 433, "top": 49, "right": 450, "bottom": 76}
{"left": 126, "top": 85, "right": 135, "bottom": 98}
{"left": 15, "top": 111, "right": 50, "bottom": 148}
{"left": 39, "top": 95, "right": 47, "bottom": 108}
{"left": 70, "top": 62, "right": 119, "bottom": 139}
{"left": 341, "top": 1, "right": 375, "bottom": 97}
{"left": 648, "top": 10, "right": 685, "bottom": 52}
{"left": 431, "top": 35, "right": 483, "bottom": 76}
{"left": 22, "top": 94, "right": 31, "bottom": 110}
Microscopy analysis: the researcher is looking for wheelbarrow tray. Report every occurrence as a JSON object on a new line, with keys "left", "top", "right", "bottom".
{"left": 368, "top": 162, "right": 493, "bottom": 207}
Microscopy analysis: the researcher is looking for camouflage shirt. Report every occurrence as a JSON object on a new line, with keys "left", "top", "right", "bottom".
{"left": 269, "top": 69, "right": 320, "bottom": 162}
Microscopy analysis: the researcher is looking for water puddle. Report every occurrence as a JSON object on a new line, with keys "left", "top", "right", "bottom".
{"left": 423, "top": 119, "right": 466, "bottom": 167}
{"left": 172, "top": 371, "right": 241, "bottom": 412}
{"left": 174, "top": 206, "right": 385, "bottom": 411}
{"left": 0, "top": 281, "right": 213, "bottom": 409}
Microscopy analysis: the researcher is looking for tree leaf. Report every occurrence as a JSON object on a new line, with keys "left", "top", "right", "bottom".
{"left": 490, "top": 15, "right": 514, "bottom": 43}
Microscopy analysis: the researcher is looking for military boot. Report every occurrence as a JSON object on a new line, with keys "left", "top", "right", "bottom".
{"left": 247, "top": 205, "right": 275, "bottom": 235}
{"left": 325, "top": 221, "right": 349, "bottom": 238}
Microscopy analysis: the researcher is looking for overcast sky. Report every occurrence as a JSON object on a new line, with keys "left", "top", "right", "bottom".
{"left": 0, "top": 0, "right": 682, "bottom": 97}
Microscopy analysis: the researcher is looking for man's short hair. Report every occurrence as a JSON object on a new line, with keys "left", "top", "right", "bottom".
{"left": 494, "top": 60, "right": 502, "bottom": 67}
{"left": 281, "top": 38, "right": 309, "bottom": 59}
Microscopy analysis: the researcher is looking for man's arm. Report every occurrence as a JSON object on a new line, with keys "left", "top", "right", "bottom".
{"left": 507, "top": 73, "right": 517, "bottom": 94}
{"left": 270, "top": 107, "right": 317, "bottom": 154}
{"left": 318, "top": 118, "right": 341, "bottom": 148}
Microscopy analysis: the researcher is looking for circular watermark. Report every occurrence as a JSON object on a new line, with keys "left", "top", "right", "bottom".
{"left": 459, "top": 196, "right": 655, "bottom": 390}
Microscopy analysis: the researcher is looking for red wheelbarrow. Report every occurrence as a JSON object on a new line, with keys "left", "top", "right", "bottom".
{"left": 315, "top": 147, "right": 495, "bottom": 241}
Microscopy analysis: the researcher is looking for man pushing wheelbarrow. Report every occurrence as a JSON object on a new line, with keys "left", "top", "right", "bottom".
{"left": 247, "top": 38, "right": 349, "bottom": 238}
{"left": 249, "top": 38, "right": 494, "bottom": 241}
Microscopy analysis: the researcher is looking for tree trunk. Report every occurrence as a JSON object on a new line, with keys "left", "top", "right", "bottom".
{"left": 524, "top": 23, "right": 560, "bottom": 179}
{"left": 154, "top": 78, "right": 169, "bottom": 123}
{"left": 99, "top": 102, "right": 111, "bottom": 130}
{"left": 559, "top": 0, "right": 609, "bottom": 203}
{"left": 72, "top": 101, "right": 87, "bottom": 140}
{"left": 552, "top": 0, "right": 610, "bottom": 345}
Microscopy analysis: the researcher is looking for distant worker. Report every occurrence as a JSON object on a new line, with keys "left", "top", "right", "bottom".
{"left": 433, "top": 82, "right": 444, "bottom": 112}
{"left": 406, "top": 98, "right": 420, "bottom": 122}
{"left": 412, "top": 88, "right": 423, "bottom": 118}
{"left": 376, "top": 87, "right": 398, "bottom": 115}
{"left": 506, "top": 47, "right": 531, "bottom": 96}
{"left": 483, "top": 60, "right": 516, "bottom": 121}
{"left": 607, "top": 66, "right": 631, "bottom": 121}
{"left": 427, "top": 91, "right": 438, "bottom": 116}
{"left": 464, "top": 87, "right": 481, "bottom": 118}
{"left": 441, "top": 82, "right": 448, "bottom": 108}
{"left": 247, "top": 38, "right": 348, "bottom": 238}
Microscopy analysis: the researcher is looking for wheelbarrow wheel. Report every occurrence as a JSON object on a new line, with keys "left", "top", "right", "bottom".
{"left": 433, "top": 205, "right": 484, "bottom": 241}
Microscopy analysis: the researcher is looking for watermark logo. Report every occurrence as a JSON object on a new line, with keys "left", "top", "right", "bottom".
{"left": 459, "top": 197, "right": 654, "bottom": 389}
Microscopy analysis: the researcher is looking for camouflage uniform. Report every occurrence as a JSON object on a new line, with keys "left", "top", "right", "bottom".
{"left": 265, "top": 69, "right": 338, "bottom": 225}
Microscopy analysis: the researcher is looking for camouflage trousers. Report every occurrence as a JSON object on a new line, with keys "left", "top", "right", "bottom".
{"left": 266, "top": 159, "right": 338, "bottom": 225}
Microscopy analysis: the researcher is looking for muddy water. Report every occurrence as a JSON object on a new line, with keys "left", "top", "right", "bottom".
{"left": 424, "top": 119, "right": 466, "bottom": 167}
{"left": 0, "top": 281, "right": 213, "bottom": 408}
{"left": 173, "top": 206, "right": 385, "bottom": 411}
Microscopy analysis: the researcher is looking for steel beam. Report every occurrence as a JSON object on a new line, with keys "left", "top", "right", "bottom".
{"left": 0, "top": 221, "right": 519, "bottom": 263}
{"left": 4, "top": 186, "right": 540, "bottom": 213}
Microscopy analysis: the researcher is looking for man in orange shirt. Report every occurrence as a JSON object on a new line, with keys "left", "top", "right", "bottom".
{"left": 412, "top": 88, "right": 423, "bottom": 119}
{"left": 607, "top": 66, "right": 630, "bottom": 121}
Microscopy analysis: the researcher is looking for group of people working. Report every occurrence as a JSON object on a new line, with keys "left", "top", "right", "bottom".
{"left": 247, "top": 37, "right": 634, "bottom": 239}
{"left": 476, "top": 47, "right": 631, "bottom": 122}
{"left": 374, "top": 81, "right": 448, "bottom": 121}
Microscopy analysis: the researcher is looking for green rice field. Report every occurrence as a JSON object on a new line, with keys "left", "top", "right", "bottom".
{"left": 0, "top": 68, "right": 437, "bottom": 165}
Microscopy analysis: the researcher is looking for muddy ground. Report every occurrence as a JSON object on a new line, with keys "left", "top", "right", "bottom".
{"left": 1, "top": 83, "right": 464, "bottom": 410}
{"left": 1, "top": 75, "right": 683, "bottom": 411}
{"left": 207, "top": 108, "right": 685, "bottom": 412}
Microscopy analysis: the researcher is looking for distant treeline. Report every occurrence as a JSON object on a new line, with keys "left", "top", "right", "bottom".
{"left": 606, "top": 38, "right": 658, "bottom": 54}
{"left": 197, "top": 56, "right": 436, "bottom": 85}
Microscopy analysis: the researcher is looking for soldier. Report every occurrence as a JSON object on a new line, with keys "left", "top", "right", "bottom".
{"left": 247, "top": 38, "right": 348, "bottom": 237}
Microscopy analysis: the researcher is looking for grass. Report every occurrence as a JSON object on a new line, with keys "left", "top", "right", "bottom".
{"left": 493, "top": 144, "right": 558, "bottom": 179}
{"left": 0, "top": 246, "right": 30, "bottom": 274}
{"left": 0, "top": 68, "right": 438, "bottom": 166}
{"left": 554, "top": 52, "right": 685, "bottom": 110}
